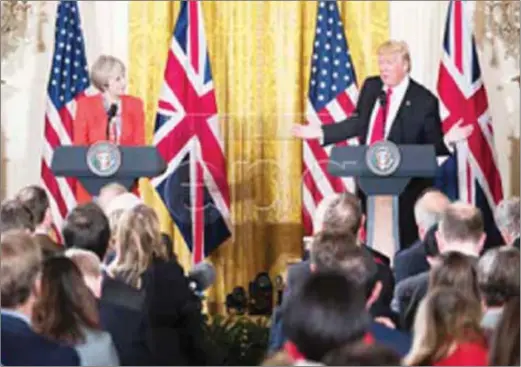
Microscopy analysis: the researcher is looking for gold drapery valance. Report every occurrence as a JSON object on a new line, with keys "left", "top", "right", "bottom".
{"left": 128, "top": 0, "right": 389, "bottom": 313}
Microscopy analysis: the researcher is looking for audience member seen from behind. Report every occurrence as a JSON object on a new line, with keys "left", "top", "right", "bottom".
{"left": 489, "top": 296, "right": 520, "bottom": 366}
{"left": 15, "top": 185, "right": 61, "bottom": 258}
{"left": 428, "top": 251, "right": 481, "bottom": 304}
{"left": 404, "top": 287, "right": 487, "bottom": 366}
{"left": 62, "top": 202, "right": 111, "bottom": 262}
{"left": 0, "top": 198, "right": 34, "bottom": 234}
{"left": 312, "top": 240, "right": 411, "bottom": 357}
{"left": 494, "top": 196, "right": 520, "bottom": 248}
{"left": 282, "top": 271, "right": 371, "bottom": 364}
{"left": 31, "top": 257, "right": 119, "bottom": 366}
{"left": 477, "top": 247, "right": 520, "bottom": 332}
{"left": 105, "top": 204, "right": 210, "bottom": 365}
{"left": 321, "top": 341, "right": 402, "bottom": 366}
{"left": 0, "top": 230, "right": 79, "bottom": 366}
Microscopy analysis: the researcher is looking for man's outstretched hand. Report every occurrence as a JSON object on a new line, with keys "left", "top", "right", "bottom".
{"left": 291, "top": 123, "right": 324, "bottom": 140}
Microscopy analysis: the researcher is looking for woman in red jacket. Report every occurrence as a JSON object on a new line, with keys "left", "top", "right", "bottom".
{"left": 73, "top": 55, "right": 145, "bottom": 204}
{"left": 404, "top": 287, "right": 488, "bottom": 366}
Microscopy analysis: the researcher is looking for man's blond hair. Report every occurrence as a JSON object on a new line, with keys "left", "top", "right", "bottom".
{"left": 90, "top": 55, "right": 126, "bottom": 92}
{"left": 377, "top": 40, "right": 411, "bottom": 72}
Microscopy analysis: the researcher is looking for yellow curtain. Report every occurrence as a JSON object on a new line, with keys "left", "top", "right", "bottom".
{"left": 128, "top": 0, "right": 388, "bottom": 313}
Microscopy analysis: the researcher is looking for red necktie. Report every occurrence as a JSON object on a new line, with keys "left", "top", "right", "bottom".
{"left": 369, "top": 88, "right": 393, "bottom": 144}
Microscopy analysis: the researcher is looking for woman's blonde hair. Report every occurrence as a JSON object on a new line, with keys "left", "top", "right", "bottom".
{"left": 404, "top": 287, "right": 484, "bottom": 366}
{"left": 90, "top": 55, "right": 125, "bottom": 92}
{"left": 377, "top": 40, "right": 411, "bottom": 72}
{"left": 107, "top": 204, "right": 167, "bottom": 288}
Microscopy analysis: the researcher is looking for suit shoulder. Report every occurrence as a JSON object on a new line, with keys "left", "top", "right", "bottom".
{"left": 362, "top": 76, "right": 382, "bottom": 89}
{"left": 409, "top": 79, "right": 437, "bottom": 102}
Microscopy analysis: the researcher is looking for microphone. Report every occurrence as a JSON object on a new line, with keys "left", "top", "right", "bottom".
{"left": 187, "top": 262, "right": 216, "bottom": 296}
{"left": 378, "top": 90, "right": 387, "bottom": 108}
{"left": 106, "top": 103, "right": 118, "bottom": 141}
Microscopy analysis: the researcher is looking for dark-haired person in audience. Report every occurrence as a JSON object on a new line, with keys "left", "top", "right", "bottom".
{"left": 0, "top": 198, "right": 34, "bottom": 234}
{"left": 477, "top": 247, "right": 520, "bottom": 332}
{"left": 311, "top": 236, "right": 411, "bottom": 357}
{"left": 489, "top": 296, "right": 520, "bottom": 366}
{"left": 32, "top": 257, "right": 119, "bottom": 366}
{"left": 404, "top": 287, "right": 487, "bottom": 366}
{"left": 282, "top": 272, "right": 371, "bottom": 364}
{"left": 494, "top": 196, "right": 520, "bottom": 248}
{"left": 394, "top": 189, "right": 449, "bottom": 283}
{"left": 16, "top": 185, "right": 61, "bottom": 258}
{"left": 62, "top": 202, "right": 111, "bottom": 261}
{"left": 286, "top": 193, "right": 394, "bottom": 317}
{"left": 322, "top": 341, "right": 402, "bottom": 366}
{"left": 393, "top": 201, "right": 485, "bottom": 331}
{"left": 1, "top": 230, "right": 79, "bottom": 366}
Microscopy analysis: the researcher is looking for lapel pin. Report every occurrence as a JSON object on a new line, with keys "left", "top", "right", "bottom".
{"left": 405, "top": 100, "right": 411, "bottom": 107}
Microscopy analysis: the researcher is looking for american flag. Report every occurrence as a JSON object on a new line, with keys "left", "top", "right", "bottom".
{"left": 41, "top": 0, "right": 89, "bottom": 235}
{"left": 435, "top": 0, "right": 503, "bottom": 244}
{"left": 152, "top": 0, "right": 231, "bottom": 264}
{"left": 302, "top": 0, "right": 359, "bottom": 235}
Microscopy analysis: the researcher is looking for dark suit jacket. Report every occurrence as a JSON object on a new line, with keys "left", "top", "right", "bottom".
{"left": 393, "top": 239, "right": 430, "bottom": 284}
{"left": 1, "top": 313, "right": 80, "bottom": 366}
{"left": 392, "top": 271, "right": 430, "bottom": 331}
{"left": 370, "top": 321, "right": 411, "bottom": 357}
{"left": 322, "top": 76, "right": 450, "bottom": 247}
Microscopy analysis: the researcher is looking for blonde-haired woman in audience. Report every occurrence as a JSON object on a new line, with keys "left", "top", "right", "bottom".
{"left": 404, "top": 287, "right": 487, "bottom": 366}
{"left": 102, "top": 204, "right": 212, "bottom": 365}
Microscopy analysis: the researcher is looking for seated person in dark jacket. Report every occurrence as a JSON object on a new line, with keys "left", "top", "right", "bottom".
{"left": 1, "top": 230, "right": 79, "bottom": 366}
{"left": 394, "top": 189, "right": 449, "bottom": 283}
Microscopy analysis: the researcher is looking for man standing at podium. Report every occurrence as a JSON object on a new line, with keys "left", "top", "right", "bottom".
{"left": 292, "top": 40, "right": 473, "bottom": 249}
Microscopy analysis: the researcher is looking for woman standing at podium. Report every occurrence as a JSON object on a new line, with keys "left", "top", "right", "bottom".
{"left": 73, "top": 55, "right": 145, "bottom": 204}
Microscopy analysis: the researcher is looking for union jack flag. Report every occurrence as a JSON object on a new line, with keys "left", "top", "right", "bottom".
{"left": 302, "top": 0, "right": 359, "bottom": 235}
{"left": 435, "top": 0, "right": 503, "bottom": 244}
{"left": 152, "top": 0, "right": 231, "bottom": 264}
{"left": 41, "top": 1, "right": 89, "bottom": 237}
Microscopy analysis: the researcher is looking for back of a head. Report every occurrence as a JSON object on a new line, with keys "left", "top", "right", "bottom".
{"left": 414, "top": 189, "right": 449, "bottom": 231}
{"left": 283, "top": 271, "right": 370, "bottom": 362}
{"left": 322, "top": 341, "right": 402, "bottom": 366}
{"left": 322, "top": 192, "right": 362, "bottom": 236}
{"left": 0, "top": 198, "right": 34, "bottom": 234}
{"left": 477, "top": 247, "right": 520, "bottom": 307}
{"left": 438, "top": 202, "right": 484, "bottom": 253}
{"left": 1, "top": 230, "right": 42, "bottom": 308}
{"left": 32, "top": 256, "right": 99, "bottom": 344}
{"left": 105, "top": 192, "right": 142, "bottom": 216}
{"left": 62, "top": 202, "right": 110, "bottom": 260}
{"left": 429, "top": 251, "right": 480, "bottom": 303}
{"left": 97, "top": 182, "right": 128, "bottom": 212}
{"left": 494, "top": 197, "right": 520, "bottom": 244}
{"left": 489, "top": 296, "right": 520, "bottom": 366}
{"left": 15, "top": 185, "right": 50, "bottom": 227}
{"left": 406, "top": 287, "right": 483, "bottom": 366}
{"left": 310, "top": 231, "right": 358, "bottom": 271}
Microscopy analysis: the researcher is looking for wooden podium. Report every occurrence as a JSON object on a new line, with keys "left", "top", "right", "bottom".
{"left": 328, "top": 141, "right": 438, "bottom": 260}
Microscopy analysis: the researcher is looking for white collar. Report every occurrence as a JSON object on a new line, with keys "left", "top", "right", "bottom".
{"left": 383, "top": 74, "right": 410, "bottom": 95}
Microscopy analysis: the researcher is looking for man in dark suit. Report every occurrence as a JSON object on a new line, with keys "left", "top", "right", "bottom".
{"left": 393, "top": 189, "right": 449, "bottom": 283}
{"left": 16, "top": 185, "right": 62, "bottom": 259}
{"left": 1, "top": 230, "right": 79, "bottom": 366}
{"left": 292, "top": 40, "right": 473, "bottom": 248}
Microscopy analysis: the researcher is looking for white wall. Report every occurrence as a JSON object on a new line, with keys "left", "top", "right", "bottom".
{"left": 1, "top": 1, "right": 519, "bottom": 199}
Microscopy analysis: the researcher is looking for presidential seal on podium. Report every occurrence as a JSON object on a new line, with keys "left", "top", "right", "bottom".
{"left": 86, "top": 141, "right": 122, "bottom": 177}
{"left": 365, "top": 140, "right": 401, "bottom": 177}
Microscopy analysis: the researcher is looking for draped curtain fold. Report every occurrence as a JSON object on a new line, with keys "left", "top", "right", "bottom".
{"left": 128, "top": 0, "right": 388, "bottom": 312}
